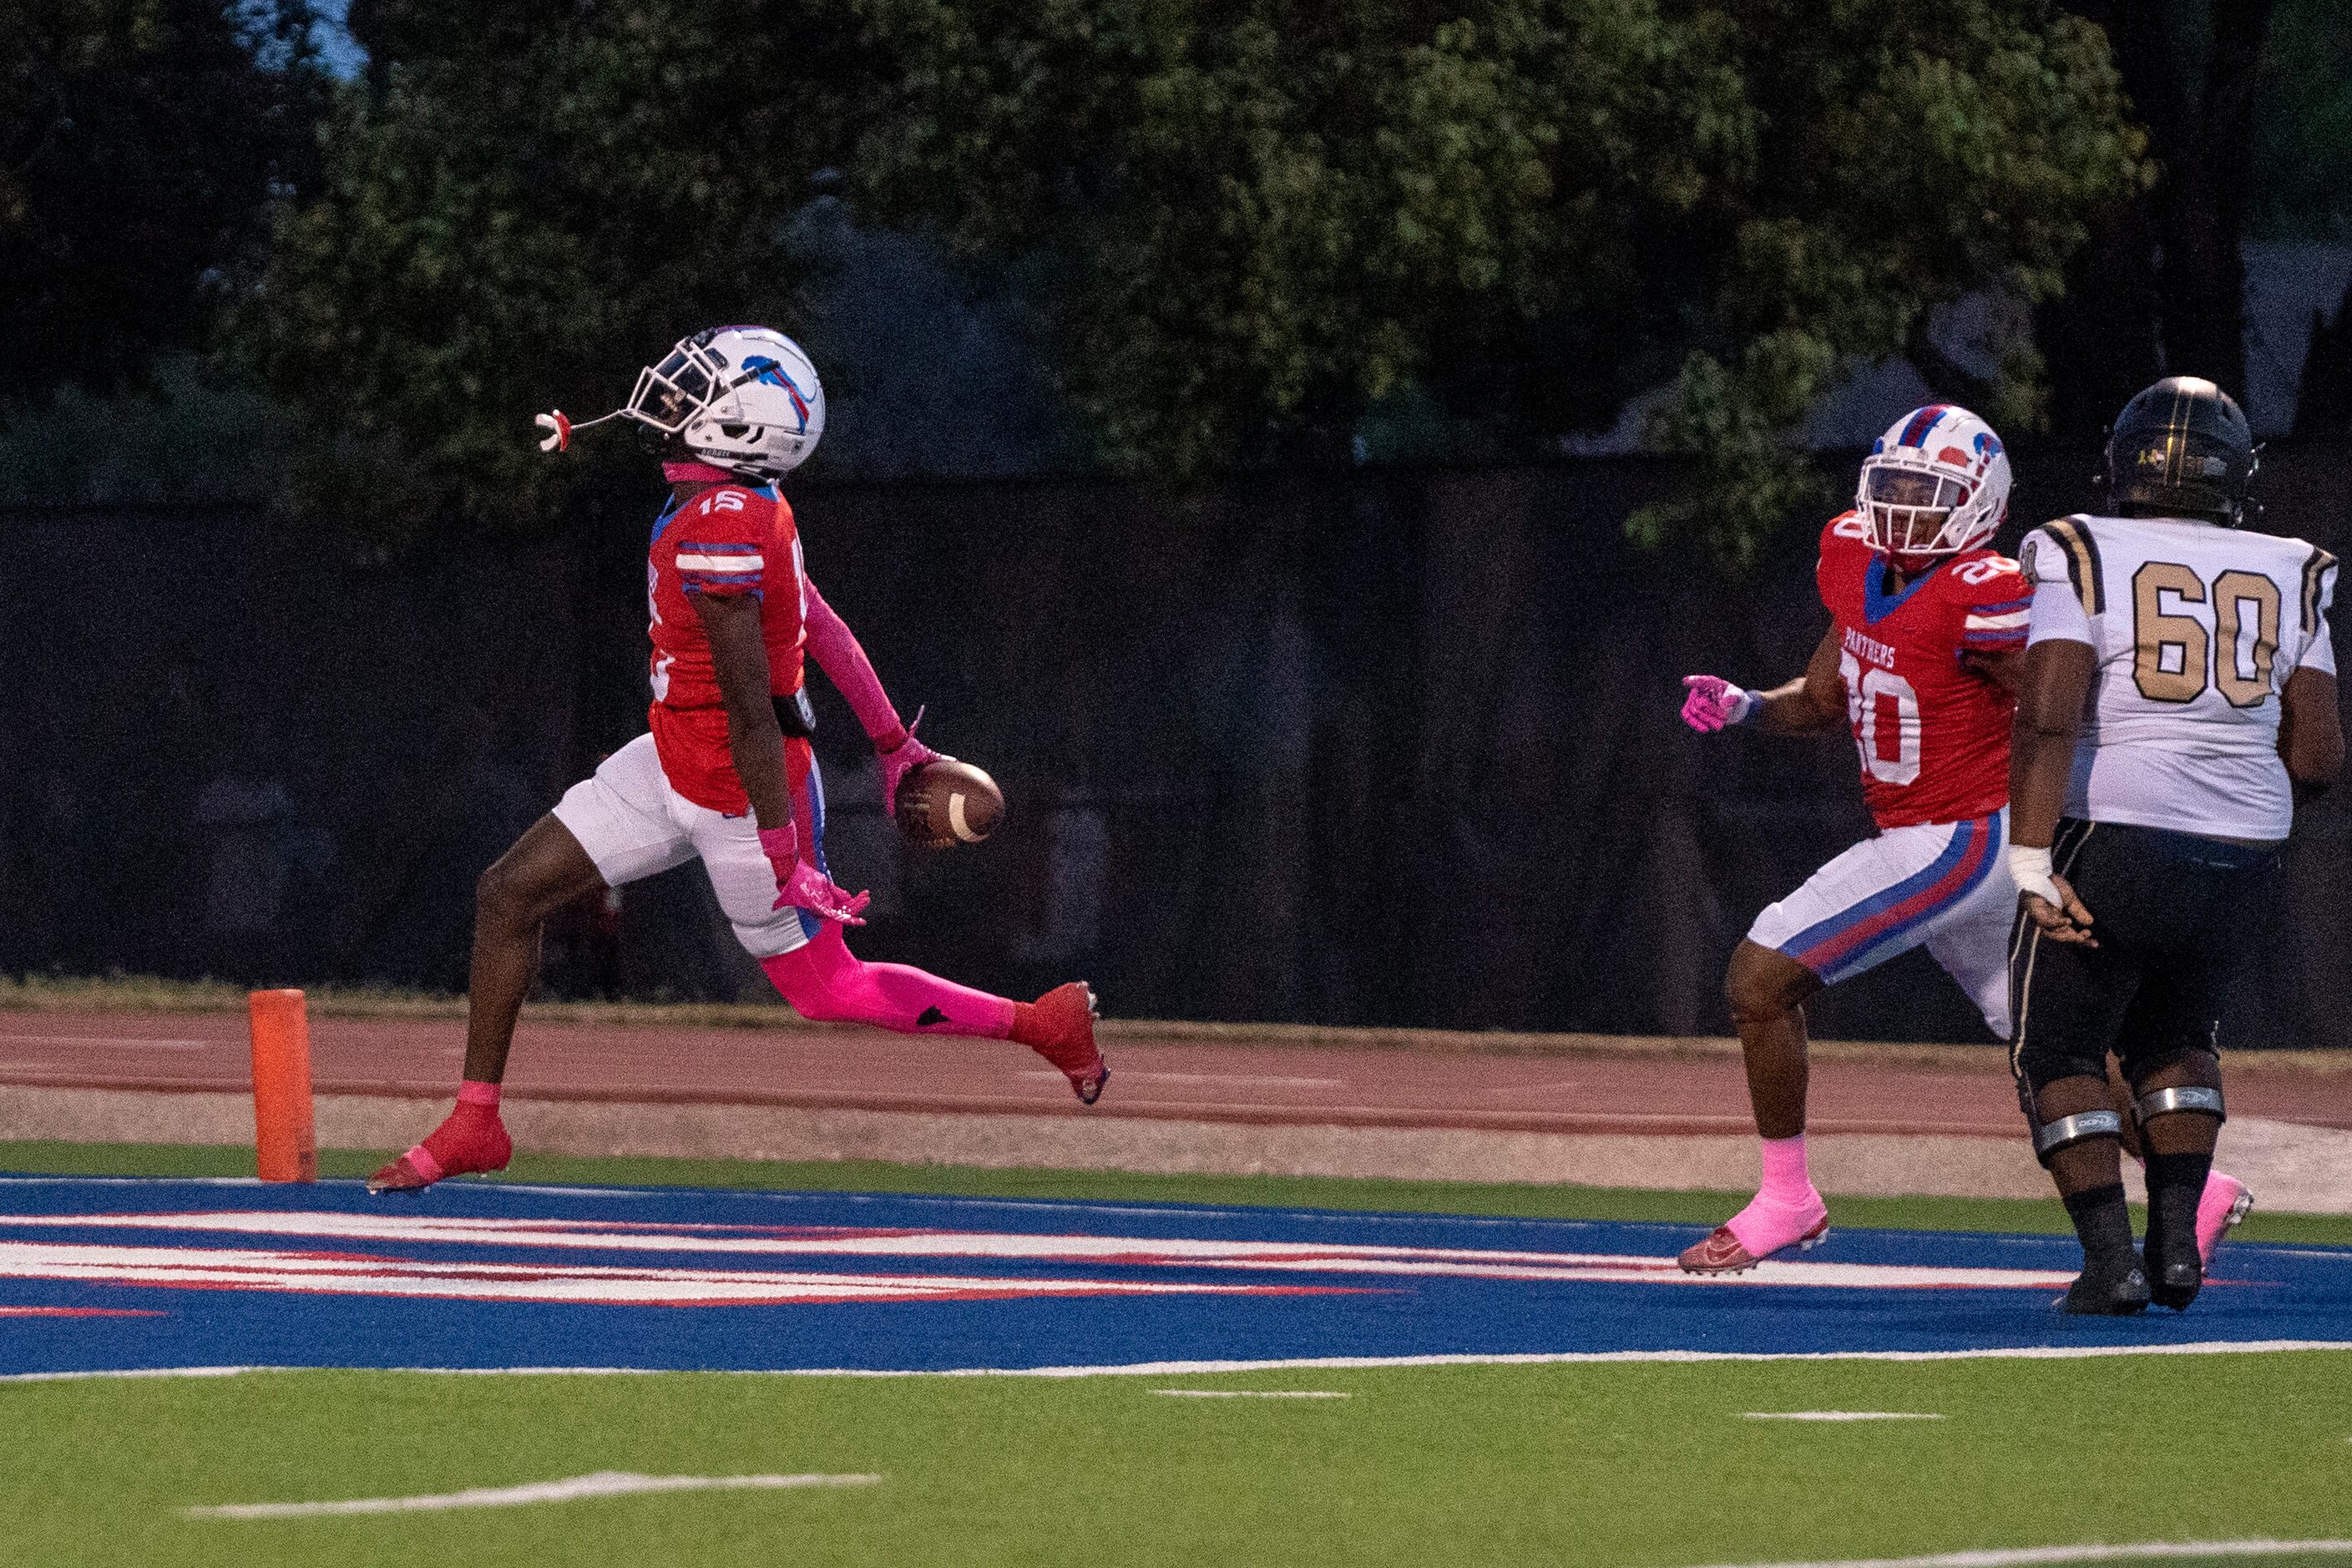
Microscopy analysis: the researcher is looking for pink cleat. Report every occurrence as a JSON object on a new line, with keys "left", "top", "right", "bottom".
{"left": 1678, "top": 1189, "right": 1830, "bottom": 1275}
{"left": 2194, "top": 1171, "right": 2252, "bottom": 1268}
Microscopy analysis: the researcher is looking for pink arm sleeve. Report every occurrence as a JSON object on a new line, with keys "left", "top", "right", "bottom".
{"left": 802, "top": 578, "right": 908, "bottom": 751}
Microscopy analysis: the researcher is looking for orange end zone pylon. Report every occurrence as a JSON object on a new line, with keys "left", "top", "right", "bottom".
{"left": 247, "top": 989, "right": 317, "bottom": 1183}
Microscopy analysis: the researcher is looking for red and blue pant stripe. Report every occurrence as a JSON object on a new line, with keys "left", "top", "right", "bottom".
{"left": 1778, "top": 812, "right": 2003, "bottom": 984}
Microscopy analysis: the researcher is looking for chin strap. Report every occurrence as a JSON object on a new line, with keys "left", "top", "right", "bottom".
{"left": 533, "top": 407, "right": 627, "bottom": 453}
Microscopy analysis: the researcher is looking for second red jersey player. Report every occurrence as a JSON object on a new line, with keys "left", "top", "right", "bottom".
{"left": 1673, "top": 403, "right": 2029, "bottom": 1272}
{"left": 1814, "top": 507, "right": 2027, "bottom": 832}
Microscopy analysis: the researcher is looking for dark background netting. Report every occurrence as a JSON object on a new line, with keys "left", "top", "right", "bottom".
{"left": 2, "top": 446, "right": 2343, "bottom": 1044}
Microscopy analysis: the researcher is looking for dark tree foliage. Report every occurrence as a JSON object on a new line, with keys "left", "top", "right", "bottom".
{"left": 854, "top": 0, "right": 2144, "bottom": 565}
{"left": 251, "top": 0, "right": 2140, "bottom": 562}
{"left": 0, "top": 0, "right": 323, "bottom": 406}
{"left": 245, "top": 0, "right": 874, "bottom": 533}
{"left": 2039, "top": 0, "right": 2291, "bottom": 438}
{"left": 2248, "top": 0, "right": 2352, "bottom": 245}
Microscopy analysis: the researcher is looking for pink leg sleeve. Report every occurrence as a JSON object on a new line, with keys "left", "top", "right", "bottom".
{"left": 802, "top": 579, "right": 908, "bottom": 751}
{"left": 761, "top": 926, "right": 1014, "bottom": 1039}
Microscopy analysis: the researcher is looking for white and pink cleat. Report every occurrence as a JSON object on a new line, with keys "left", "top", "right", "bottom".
{"left": 1678, "top": 1188, "right": 1831, "bottom": 1275}
{"left": 2196, "top": 1171, "right": 2252, "bottom": 1268}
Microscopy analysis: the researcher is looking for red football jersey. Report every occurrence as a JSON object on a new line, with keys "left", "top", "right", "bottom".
{"left": 645, "top": 483, "right": 808, "bottom": 815}
{"left": 1815, "top": 513, "right": 2029, "bottom": 829}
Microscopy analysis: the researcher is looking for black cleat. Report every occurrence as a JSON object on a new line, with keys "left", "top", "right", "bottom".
{"left": 2145, "top": 1199, "right": 2206, "bottom": 1311}
{"left": 2147, "top": 1257, "right": 2203, "bottom": 1312}
{"left": 2060, "top": 1257, "right": 2151, "bottom": 1316}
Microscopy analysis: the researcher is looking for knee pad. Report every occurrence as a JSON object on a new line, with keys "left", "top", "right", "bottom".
{"left": 2132, "top": 1084, "right": 2225, "bottom": 1128}
{"left": 2028, "top": 1107, "right": 2125, "bottom": 1169}
{"left": 2123, "top": 1050, "right": 2224, "bottom": 1129}
{"left": 2012, "top": 1032, "right": 2107, "bottom": 1098}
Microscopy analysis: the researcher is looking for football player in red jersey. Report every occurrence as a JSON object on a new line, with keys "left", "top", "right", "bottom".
{"left": 1676, "top": 406, "right": 2028, "bottom": 1271}
{"left": 369, "top": 327, "right": 1106, "bottom": 1194}
{"left": 1675, "top": 405, "right": 2246, "bottom": 1272}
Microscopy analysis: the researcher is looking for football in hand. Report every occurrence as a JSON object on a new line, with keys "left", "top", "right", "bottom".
{"left": 894, "top": 759, "right": 1004, "bottom": 848}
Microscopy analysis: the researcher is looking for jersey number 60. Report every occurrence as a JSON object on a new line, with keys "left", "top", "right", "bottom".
{"left": 2132, "top": 562, "right": 2280, "bottom": 708}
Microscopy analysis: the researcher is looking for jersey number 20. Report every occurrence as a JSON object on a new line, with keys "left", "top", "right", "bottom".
{"left": 1839, "top": 651, "right": 1920, "bottom": 786}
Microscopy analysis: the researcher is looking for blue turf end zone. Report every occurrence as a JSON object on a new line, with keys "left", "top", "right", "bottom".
{"left": 1, "top": 1176, "right": 2348, "bottom": 1376}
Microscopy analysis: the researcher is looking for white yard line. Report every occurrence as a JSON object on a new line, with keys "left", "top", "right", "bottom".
{"left": 8, "top": 1339, "right": 2349, "bottom": 1384}
{"left": 184, "top": 1469, "right": 879, "bottom": 1519}
{"left": 0, "top": 1212, "right": 2091, "bottom": 1290}
{"left": 1152, "top": 1389, "right": 1350, "bottom": 1399}
{"left": 0, "top": 1176, "right": 262, "bottom": 1187}
{"left": 1743, "top": 1412, "right": 1945, "bottom": 1422}
{"left": 1, "top": 1365, "right": 255, "bottom": 1383}
{"left": 1689, "top": 1540, "right": 2352, "bottom": 1567}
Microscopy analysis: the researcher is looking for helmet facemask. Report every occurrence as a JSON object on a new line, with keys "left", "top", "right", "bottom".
{"left": 625, "top": 334, "right": 728, "bottom": 436}
{"left": 618, "top": 329, "right": 823, "bottom": 480}
{"left": 531, "top": 326, "right": 824, "bottom": 476}
{"left": 1857, "top": 459, "right": 1995, "bottom": 560}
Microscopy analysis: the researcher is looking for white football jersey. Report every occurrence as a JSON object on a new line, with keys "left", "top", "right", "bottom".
{"left": 2020, "top": 513, "right": 2338, "bottom": 841}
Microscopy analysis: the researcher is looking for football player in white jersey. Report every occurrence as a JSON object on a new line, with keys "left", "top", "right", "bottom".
{"left": 2008, "top": 377, "right": 2342, "bottom": 1314}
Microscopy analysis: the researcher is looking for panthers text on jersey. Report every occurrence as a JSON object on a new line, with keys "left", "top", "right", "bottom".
{"left": 2020, "top": 513, "right": 2338, "bottom": 841}
{"left": 645, "top": 482, "right": 809, "bottom": 815}
{"left": 1816, "top": 513, "right": 2031, "bottom": 829}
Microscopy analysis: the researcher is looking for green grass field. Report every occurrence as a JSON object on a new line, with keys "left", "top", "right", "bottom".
{"left": 7, "top": 1142, "right": 2352, "bottom": 1567}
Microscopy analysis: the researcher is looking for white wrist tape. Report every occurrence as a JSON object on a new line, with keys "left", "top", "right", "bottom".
{"left": 2007, "top": 844, "right": 2061, "bottom": 905}
{"left": 1723, "top": 685, "right": 1757, "bottom": 726}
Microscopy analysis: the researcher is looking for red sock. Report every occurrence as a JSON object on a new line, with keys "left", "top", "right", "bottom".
{"left": 407, "top": 1080, "right": 510, "bottom": 1181}
{"left": 1009, "top": 1001, "right": 1041, "bottom": 1045}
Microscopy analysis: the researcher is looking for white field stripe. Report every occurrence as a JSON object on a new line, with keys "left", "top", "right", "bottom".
{"left": 1689, "top": 1540, "right": 2352, "bottom": 1567}
{"left": 1743, "top": 1411, "right": 1945, "bottom": 1422}
{"left": 0, "top": 1241, "right": 1308, "bottom": 1308}
{"left": 1153, "top": 1389, "right": 1350, "bottom": 1399}
{"left": 0, "top": 1176, "right": 264, "bottom": 1187}
{"left": 184, "top": 1470, "right": 879, "bottom": 1520}
{"left": 7, "top": 1340, "right": 2349, "bottom": 1385}
{"left": 0, "top": 1213, "right": 2079, "bottom": 1291}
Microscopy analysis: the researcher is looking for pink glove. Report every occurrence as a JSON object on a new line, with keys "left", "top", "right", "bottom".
{"left": 1680, "top": 675, "right": 1756, "bottom": 732}
{"left": 878, "top": 707, "right": 945, "bottom": 817}
{"left": 758, "top": 826, "right": 871, "bottom": 924}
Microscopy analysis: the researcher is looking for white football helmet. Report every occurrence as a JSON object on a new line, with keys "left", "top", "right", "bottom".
{"left": 622, "top": 326, "right": 826, "bottom": 480}
{"left": 1855, "top": 403, "right": 2011, "bottom": 558}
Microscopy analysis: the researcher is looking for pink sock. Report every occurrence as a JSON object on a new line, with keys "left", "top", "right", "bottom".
{"left": 1758, "top": 1134, "right": 1813, "bottom": 1206}
{"left": 1722, "top": 1135, "right": 1827, "bottom": 1257}
{"left": 762, "top": 927, "right": 1015, "bottom": 1037}
{"left": 456, "top": 1080, "right": 501, "bottom": 1110}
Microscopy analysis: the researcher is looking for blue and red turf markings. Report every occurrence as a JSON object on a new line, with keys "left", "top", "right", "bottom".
{"left": 0, "top": 1176, "right": 2347, "bottom": 1376}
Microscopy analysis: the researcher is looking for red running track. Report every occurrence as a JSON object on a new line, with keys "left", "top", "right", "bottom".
{"left": 3, "top": 1010, "right": 2349, "bottom": 1138}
